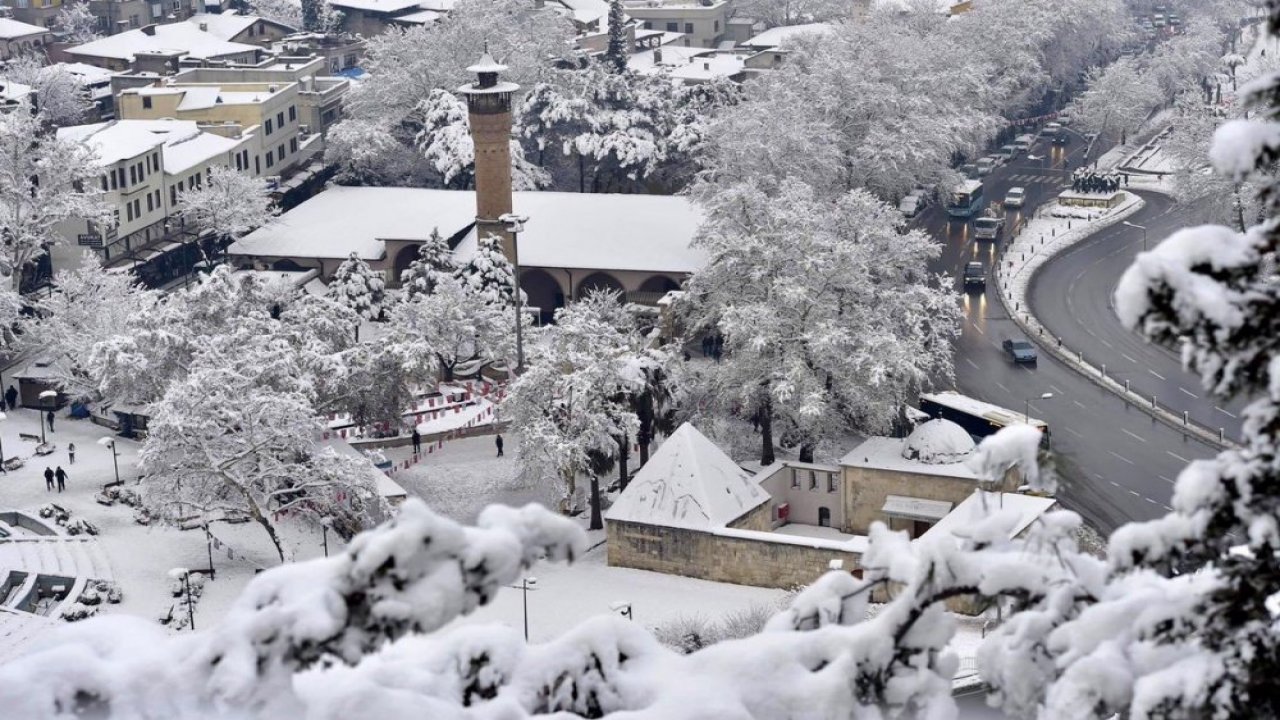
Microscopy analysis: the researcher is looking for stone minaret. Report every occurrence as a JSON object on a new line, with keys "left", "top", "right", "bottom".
{"left": 458, "top": 51, "right": 519, "bottom": 262}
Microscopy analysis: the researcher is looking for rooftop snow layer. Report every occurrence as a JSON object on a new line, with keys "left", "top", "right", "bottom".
{"left": 68, "top": 23, "right": 260, "bottom": 62}
{"left": 840, "top": 436, "right": 981, "bottom": 481}
{"left": 607, "top": 423, "right": 768, "bottom": 530}
{"left": 186, "top": 13, "right": 295, "bottom": 40}
{"left": 742, "top": 22, "right": 833, "bottom": 49}
{"left": 0, "top": 17, "right": 49, "bottom": 39}
{"left": 921, "top": 491, "right": 1057, "bottom": 544}
{"left": 328, "top": 0, "right": 427, "bottom": 13}
{"left": 901, "top": 419, "right": 975, "bottom": 464}
{"left": 58, "top": 120, "right": 173, "bottom": 166}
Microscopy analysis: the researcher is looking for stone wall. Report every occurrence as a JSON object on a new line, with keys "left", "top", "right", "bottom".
{"left": 607, "top": 519, "right": 860, "bottom": 590}
{"left": 842, "top": 466, "right": 978, "bottom": 535}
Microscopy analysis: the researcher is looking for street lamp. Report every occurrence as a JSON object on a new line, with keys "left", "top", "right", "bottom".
{"left": 97, "top": 436, "right": 120, "bottom": 487}
{"left": 1122, "top": 221, "right": 1148, "bottom": 251}
{"left": 610, "top": 601, "right": 633, "bottom": 620}
{"left": 499, "top": 212, "right": 529, "bottom": 374}
{"left": 38, "top": 389, "right": 57, "bottom": 445}
{"left": 1025, "top": 392, "right": 1053, "bottom": 423}
{"left": 510, "top": 576, "right": 538, "bottom": 641}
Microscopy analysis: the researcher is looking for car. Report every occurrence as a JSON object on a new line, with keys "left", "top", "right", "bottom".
{"left": 899, "top": 194, "right": 923, "bottom": 218}
{"left": 975, "top": 157, "right": 997, "bottom": 176}
{"left": 998, "top": 144, "right": 1019, "bottom": 162}
{"left": 1052, "top": 130, "right": 1070, "bottom": 146}
{"left": 986, "top": 153, "right": 1005, "bottom": 167}
{"left": 1012, "top": 134, "right": 1035, "bottom": 152}
{"left": 1002, "top": 338, "right": 1038, "bottom": 364}
{"left": 963, "top": 261, "right": 986, "bottom": 290}
{"left": 1004, "top": 187, "right": 1026, "bottom": 208}
{"left": 974, "top": 215, "right": 1004, "bottom": 240}
{"left": 960, "top": 163, "right": 980, "bottom": 179}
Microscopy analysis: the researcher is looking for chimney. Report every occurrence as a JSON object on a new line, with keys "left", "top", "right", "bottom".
{"left": 141, "top": 24, "right": 157, "bottom": 36}
{"left": 458, "top": 50, "right": 519, "bottom": 263}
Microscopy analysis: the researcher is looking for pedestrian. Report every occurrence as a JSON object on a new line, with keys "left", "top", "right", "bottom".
{"left": 46, "top": 409, "right": 54, "bottom": 433}
{"left": 495, "top": 434, "right": 504, "bottom": 457}
{"left": 4, "top": 384, "right": 15, "bottom": 411}
{"left": 412, "top": 427, "right": 422, "bottom": 455}
{"left": 68, "top": 442, "right": 76, "bottom": 464}
{"left": 55, "top": 466, "right": 67, "bottom": 493}
{"left": 44, "top": 466, "right": 54, "bottom": 492}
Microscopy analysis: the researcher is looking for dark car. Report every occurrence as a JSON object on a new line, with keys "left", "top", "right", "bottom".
{"left": 963, "top": 261, "right": 986, "bottom": 290}
{"left": 1002, "top": 338, "right": 1038, "bottom": 364}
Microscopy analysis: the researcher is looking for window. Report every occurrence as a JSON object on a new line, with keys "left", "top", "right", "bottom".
{"left": 129, "top": 14, "right": 139, "bottom": 27}
{"left": 828, "top": 475, "right": 837, "bottom": 493}
{"left": 116, "top": 168, "right": 125, "bottom": 188}
{"left": 808, "top": 471, "right": 817, "bottom": 490}
{"left": 126, "top": 203, "right": 133, "bottom": 222}
{"left": 714, "top": 20, "right": 719, "bottom": 31}
{"left": 288, "top": 105, "right": 296, "bottom": 122}
{"left": 265, "top": 118, "right": 273, "bottom": 135}
{"left": 643, "top": 20, "right": 652, "bottom": 29}
{"left": 255, "top": 155, "right": 260, "bottom": 174}
{"left": 266, "top": 153, "right": 274, "bottom": 168}
{"left": 170, "top": 186, "right": 177, "bottom": 206}
{"left": 129, "top": 165, "right": 137, "bottom": 185}
{"left": 684, "top": 22, "right": 693, "bottom": 33}
{"left": 791, "top": 470, "right": 799, "bottom": 489}
{"left": 289, "top": 138, "right": 297, "bottom": 154}
{"left": 133, "top": 199, "right": 141, "bottom": 218}
{"left": 177, "top": 180, "right": 184, "bottom": 192}
{"left": 665, "top": 21, "right": 677, "bottom": 31}
{"left": 277, "top": 145, "right": 284, "bottom": 161}
{"left": 276, "top": 111, "right": 284, "bottom": 128}
{"left": 146, "top": 193, "right": 153, "bottom": 213}
{"left": 100, "top": 176, "right": 108, "bottom": 192}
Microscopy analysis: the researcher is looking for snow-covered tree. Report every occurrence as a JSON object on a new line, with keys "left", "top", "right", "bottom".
{"left": 141, "top": 327, "right": 384, "bottom": 562}
{"left": 603, "top": 0, "right": 628, "bottom": 73}
{"left": 24, "top": 254, "right": 158, "bottom": 400}
{"left": 54, "top": 2, "right": 102, "bottom": 43}
{"left": 399, "top": 227, "right": 456, "bottom": 299}
{"left": 249, "top": 0, "right": 339, "bottom": 33}
{"left": 732, "top": 0, "right": 854, "bottom": 28}
{"left": 455, "top": 233, "right": 517, "bottom": 307}
{"left": 2, "top": 55, "right": 90, "bottom": 126}
{"left": 415, "top": 89, "right": 475, "bottom": 189}
{"left": 327, "top": 253, "right": 387, "bottom": 323}
{"left": 1, "top": 110, "right": 108, "bottom": 291}
{"left": 387, "top": 273, "right": 512, "bottom": 382}
{"left": 174, "top": 166, "right": 275, "bottom": 262}
{"left": 503, "top": 291, "right": 642, "bottom": 526}
{"left": 684, "top": 178, "right": 961, "bottom": 464}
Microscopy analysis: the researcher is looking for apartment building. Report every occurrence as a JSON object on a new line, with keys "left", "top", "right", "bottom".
{"left": 169, "top": 57, "right": 350, "bottom": 135}
{"left": 86, "top": 0, "right": 204, "bottom": 35}
{"left": 622, "top": 0, "right": 732, "bottom": 48}
{"left": 117, "top": 77, "right": 321, "bottom": 181}
{"left": 67, "top": 21, "right": 260, "bottom": 71}
{"left": 0, "top": 17, "right": 51, "bottom": 60}
{"left": 4, "top": 0, "right": 62, "bottom": 31}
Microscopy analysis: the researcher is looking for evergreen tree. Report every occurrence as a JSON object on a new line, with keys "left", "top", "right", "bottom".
{"left": 456, "top": 234, "right": 517, "bottom": 306}
{"left": 399, "top": 227, "right": 456, "bottom": 300}
{"left": 604, "top": 0, "right": 629, "bottom": 73}
{"left": 327, "top": 253, "right": 387, "bottom": 323}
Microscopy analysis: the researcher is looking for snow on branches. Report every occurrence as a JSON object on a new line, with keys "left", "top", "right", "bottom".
{"left": 328, "top": 253, "right": 387, "bottom": 322}
{"left": 399, "top": 227, "right": 456, "bottom": 299}
{"left": 173, "top": 166, "right": 275, "bottom": 250}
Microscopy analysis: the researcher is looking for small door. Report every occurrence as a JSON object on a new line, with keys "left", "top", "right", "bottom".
{"left": 818, "top": 507, "right": 831, "bottom": 528}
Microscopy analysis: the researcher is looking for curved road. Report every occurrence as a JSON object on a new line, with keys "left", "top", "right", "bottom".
{"left": 1029, "top": 192, "right": 1247, "bottom": 442}
{"left": 917, "top": 134, "right": 1220, "bottom": 533}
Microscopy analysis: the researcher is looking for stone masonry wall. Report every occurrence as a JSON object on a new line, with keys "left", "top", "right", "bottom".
{"left": 842, "top": 466, "right": 978, "bottom": 535}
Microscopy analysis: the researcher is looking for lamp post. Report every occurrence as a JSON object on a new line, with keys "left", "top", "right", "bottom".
{"left": 97, "top": 436, "right": 120, "bottom": 487}
{"left": 499, "top": 212, "right": 529, "bottom": 374}
{"left": 0, "top": 411, "right": 7, "bottom": 473}
{"left": 610, "top": 601, "right": 633, "bottom": 621}
{"left": 509, "top": 576, "right": 538, "bottom": 641}
{"left": 1025, "top": 392, "right": 1053, "bottom": 423}
{"left": 1122, "top": 221, "right": 1148, "bottom": 251}
{"left": 38, "top": 389, "right": 57, "bottom": 445}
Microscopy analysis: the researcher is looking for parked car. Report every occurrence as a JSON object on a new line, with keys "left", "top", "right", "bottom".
{"left": 1003, "top": 338, "right": 1038, "bottom": 364}
{"left": 976, "top": 157, "right": 997, "bottom": 176}
{"left": 899, "top": 194, "right": 923, "bottom": 218}
{"left": 961, "top": 163, "right": 980, "bottom": 179}
{"left": 963, "top": 261, "right": 986, "bottom": 290}
{"left": 1004, "top": 187, "right": 1026, "bottom": 208}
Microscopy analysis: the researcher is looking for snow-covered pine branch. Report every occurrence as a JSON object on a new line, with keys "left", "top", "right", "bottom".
{"left": 174, "top": 166, "right": 275, "bottom": 260}
{"left": 327, "top": 252, "right": 387, "bottom": 323}
{"left": 399, "top": 226, "right": 456, "bottom": 299}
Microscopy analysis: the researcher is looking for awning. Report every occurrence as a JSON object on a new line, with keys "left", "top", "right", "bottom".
{"left": 882, "top": 495, "right": 953, "bottom": 522}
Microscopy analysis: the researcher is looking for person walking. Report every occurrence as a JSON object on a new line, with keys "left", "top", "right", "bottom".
{"left": 495, "top": 434, "right": 504, "bottom": 457}
{"left": 4, "top": 385, "right": 15, "bottom": 411}
{"left": 44, "top": 467, "right": 54, "bottom": 492}
{"left": 68, "top": 442, "right": 76, "bottom": 465}
{"left": 55, "top": 466, "right": 67, "bottom": 493}
{"left": 412, "top": 427, "right": 422, "bottom": 456}
{"left": 46, "top": 410, "right": 55, "bottom": 433}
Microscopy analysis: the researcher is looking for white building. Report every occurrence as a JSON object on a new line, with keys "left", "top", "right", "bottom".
{"left": 0, "top": 17, "right": 50, "bottom": 61}
{"left": 66, "top": 21, "right": 262, "bottom": 71}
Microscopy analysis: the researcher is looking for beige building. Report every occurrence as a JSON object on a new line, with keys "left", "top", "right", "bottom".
{"left": 608, "top": 420, "right": 1056, "bottom": 592}
{"left": 117, "top": 77, "right": 322, "bottom": 181}
{"left": 166, "top": 58, "right": 350, "bottom": 135}
{"left": 0, "top": 17, "right": 51, "bottom": 60}
{"left": 623, "top": 0, "right": 732, "bottom": 48}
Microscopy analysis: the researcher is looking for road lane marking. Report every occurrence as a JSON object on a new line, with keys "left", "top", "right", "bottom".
{"left": 1158, "top": 475, "right": 1175, "bottom": 485}
{"left": 1148, "top": 369, "right": 1166, "bottom": 380}
{"left": 1145, "top": 497, "right": 1158, "bottom": 504}
{"left": 1072, "top": 400, "right": 1087, "bottom": 409}
{"left": 1162, "top": 504, "right": 1173, "bottom": 511}
{"left": 1121, "top": 353, "right": 1137, "bottom": 363}
{"left": 1049, "top": 384, "right": 1064, "bottom": 394}
{"left": 1128, "top": 490, "right": 1140, "bottom": 497}
{"left": 1108, "top": 480, "right": 1120, "bottom": 487}
{"left": 971, "top": 322, "right": 985, "bottom": 335}
{"left": 1179, "top": 387, "right": 1198, "bottom": 398}
{"left": 1109, "top": 451, "right": 1135, "bottom": 465}
{"left": 1167, "top": 451, "right": 1188, "bottom": 462}
{"left": 1214, "top": 406, "right": 1238, "bottom": 418}
{"left": 965, "top": 358, "right": 980, "bottom": 369}
{"left": 1063, "top": 427, "right": 1083, "bottom": 438}
{"left": 1121, "top": 429, "right": 1146, "bottom": 443}
{"left": 995, "top": 381, "right": 1011, "bottom": 393}
{"left": 1100, "top": 339, "right": 1113, "bottom": 348}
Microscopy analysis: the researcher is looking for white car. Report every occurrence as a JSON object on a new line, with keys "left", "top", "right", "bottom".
{"left": 898, "top": 194, "right": 923, "bottom": 218}
{"left": 1004, "top": 187, "right": 1026, "bottom": 208}
{"left": 975, "top": 157, "right": 997, "bottom": 176}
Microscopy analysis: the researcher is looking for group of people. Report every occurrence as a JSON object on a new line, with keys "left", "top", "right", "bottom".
{"left": 43, "top": 466, "right": 69, "bottom": 492}
{"left": 700, "top": 335, "right": 724, "bottom": 362}
{"left": 1071, "top": 170, "right": 1127, "bottom": 194}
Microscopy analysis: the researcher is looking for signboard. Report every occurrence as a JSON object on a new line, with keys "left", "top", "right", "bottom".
{"left": 77, "top": 233, "right": 103, "bottom": 248}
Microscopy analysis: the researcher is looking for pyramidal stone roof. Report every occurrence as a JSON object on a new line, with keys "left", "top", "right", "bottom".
{"left": 606, "top": 423, "right": 768, "bottom": 530}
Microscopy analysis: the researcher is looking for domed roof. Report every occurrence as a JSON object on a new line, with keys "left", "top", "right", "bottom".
{"left": 902, "top": 419, "right": 975, "bottom": 464}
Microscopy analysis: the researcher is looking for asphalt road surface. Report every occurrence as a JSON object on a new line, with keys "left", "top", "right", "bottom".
{"left": 915, "top": 131, "right": 1220, "bottom": 533}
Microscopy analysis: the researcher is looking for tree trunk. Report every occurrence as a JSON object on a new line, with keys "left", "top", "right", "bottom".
{"left": 250, "top": 509, "right": 286, "bottom": 562}
{"left": 618, "top": 433, "right": 630, "bottom": 491}
{"left": 636, "top": 390, "right": 653, "bottom": 469}
{"left": 760, "top": 397, "right": 775, "bottom": 466}
{"left": 799, "top": 443, "right": 815, "bottom": 464}
{"left": 439, "top": 355, "right": 455, "bottom": 382}
{"left": 578, "top": 154, "right": 586, "bottom": 193}
{"left": 589, "top": 474, "right": 603, "bottom": 530}
{"left": 560, "top": 469, "right": 576, "bottom": 515}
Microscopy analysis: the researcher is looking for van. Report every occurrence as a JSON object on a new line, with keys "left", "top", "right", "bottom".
{"left": 974, "top": 216, "right": 1004, "bottom": 241}
{"left": 999, "top": 144, "right": 1018, "bottom": 162}
{"left": 1013, "top": 134, "right": 1035, "bottom": 152}
{"left": 1041, "top": 122, "right": 1062, "bottom": 138}
{"left": 975, "top": 157, "right": 997, "bottom": 176}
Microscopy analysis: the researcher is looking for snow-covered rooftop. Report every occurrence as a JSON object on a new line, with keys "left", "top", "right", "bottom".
{"left": 921, "top": 491, "right": 1057, "bottom": 544}
{"left": 921, "top": 391, "right": 1045, "bottom": 428}
{"left": 607, "top": 423, "right": 768, "bottom": 530}
{"left": 0, "top": 17, "right": 49, "bottom": 39}
{"left": 901, "top": 419, "right": 975, "bottom": 464}
{"left": 741, "top": 22, "right": 834, "bottom": 49}
{"left": 68, "top": 23, "right": 260, "bottom": 62}
{"left": 59, "top": 119, "right": 242, "bottom": 172}
{"left": 231, "top": 186, "right": 707, "bottom": 273}
{"left": 187, "top": 13, "right": 295, "bottom": 40}
{"left": 57, "top": 62, "right": 115, "bottom": 85}
{"left": 840, "top": 436, "right": 981, "bottom": 481}
{"left": 669, "top": 53, "right": 746, "bottom": 82}
{"left": 627, "top": 45, "right": 714, "bottom": 73}
{"left": 161, "top": 127, "right": 243, "bottom": 174}
{"left": 0, "top": 79, "right": 33, "bottom": 106}
{"left": 394, "top": 9, "right": 443, "bottom": 23}
{"left": 328, "top": 0, "right": 427, "bottom": 13}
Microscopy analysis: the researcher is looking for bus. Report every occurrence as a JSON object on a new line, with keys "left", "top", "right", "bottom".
{"left": 946, "top": 180, "right": 985, "bottom": 219}
{"left": 919, "top": 391, "right": 1050, "bottom": 447}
